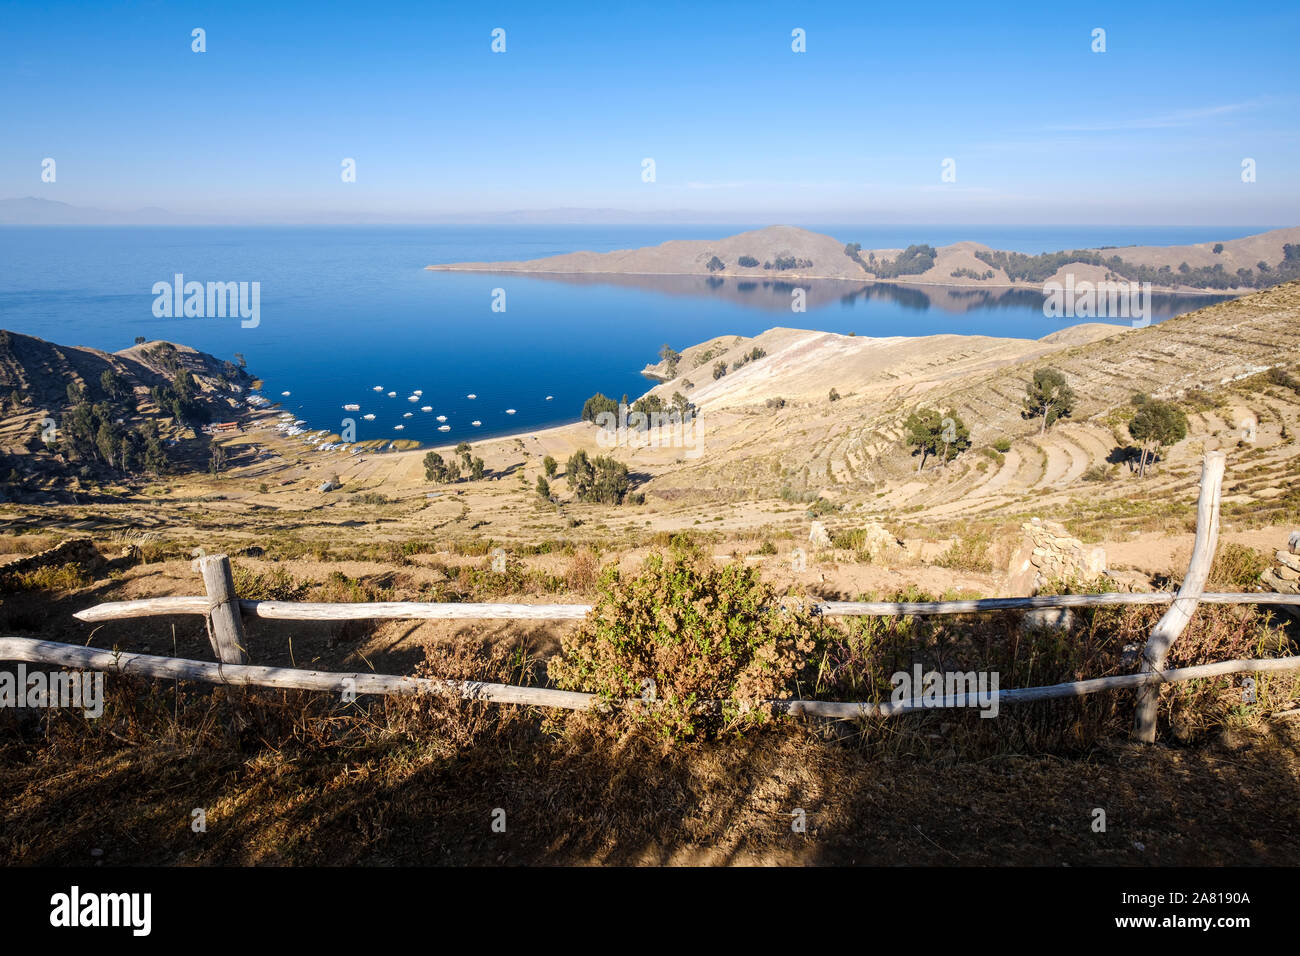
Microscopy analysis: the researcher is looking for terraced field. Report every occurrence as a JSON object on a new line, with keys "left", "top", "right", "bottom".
{"left": 659, "top": 284, "right": 1298, "bottom": 522}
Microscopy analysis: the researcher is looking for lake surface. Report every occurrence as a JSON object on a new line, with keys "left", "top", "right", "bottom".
{"left": 0, "top": 225, "right": 1247, "bottom": 446}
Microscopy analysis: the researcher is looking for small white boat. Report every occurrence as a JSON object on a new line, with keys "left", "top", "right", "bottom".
{"left": 413, "top": 390, "right": 423, "bottom": 396}
{"left": 281, "top": 391, "right": 291, "bottom": 396}
{"left": 403, "top": 412, "right": 413, "bottom": 418}
{"left": 471, "top": 420, "right": 481, "bottom": 427}
{"left": 505, "top": 409, "right": 516, "bottom": 415}
{"left": 421, "top": 406, "right": 432, "bottom": 412}
{"left": 373, "top": 385, "right": 383, "bottom": 391}
{"left": 467, "top": 393, "right": 476, "bottom": 399}
{"left": 394, "top": 424, "right": 405, "bottom": 431}
{"left": 343, "top": 404, "right": 360, "bottom": 411}
{"left": 438, "top": 425, "right": 450, "bottom": 432}
{"left": 408, "top": 395, "right": 418, "bottom": 402}
{"left": 436, "top": 415, "right": 447, "bottom": 422}
{"left": 545, "top": 395, "right": 553, "bottom": 401}
{"left": 386, "top": 391, "right": 396, "bottom": 397}
{"left": 363, "top": 413, "right": 376, "bottom": 421}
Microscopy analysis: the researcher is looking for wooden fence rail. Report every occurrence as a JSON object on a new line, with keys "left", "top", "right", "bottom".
{"left": 3, "top": 451, "right": 1296, "bottom": 742}
{"left": 3, "top": 636, "right": 1297, "bottom": 719}
{"left": 72, "top": 590, "right": 1300, "bottom": 624}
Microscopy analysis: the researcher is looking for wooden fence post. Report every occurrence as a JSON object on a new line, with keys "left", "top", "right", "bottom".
{"left": 198, "top": 554, "right": 248, "bottom": 665}
{"left": 1132, "top": 451, "right": 1226, "bottom": 742}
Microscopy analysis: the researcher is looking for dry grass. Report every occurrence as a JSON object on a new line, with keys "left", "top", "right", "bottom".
{"left": 3, "top": 659, "right": 1298, "bottom": 866}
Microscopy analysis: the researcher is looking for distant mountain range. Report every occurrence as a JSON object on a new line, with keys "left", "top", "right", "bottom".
{"left": 0, "top": 197, "right": 192, "bottom": 225}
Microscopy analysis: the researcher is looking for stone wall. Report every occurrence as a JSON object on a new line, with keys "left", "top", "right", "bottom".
{"left": 809, "top": 521, "right": 905, "bottom": 561}
{"left": 0, "top": 537, "right": 105, "bottom": 579}
{"left": 1006, "top": 519, "right": 1107, "bottom": 595}
{"left": 1261, "top": 534, "right": 1300, "bottom": 596}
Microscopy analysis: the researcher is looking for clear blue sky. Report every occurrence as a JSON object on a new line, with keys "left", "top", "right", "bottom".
{"left": 2, "top": 0, "right": 1296, "bottom": 224}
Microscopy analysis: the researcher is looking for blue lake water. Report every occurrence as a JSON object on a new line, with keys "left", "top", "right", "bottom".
{"left": 0, "top": 225, "right": 1251, "bottom": 446}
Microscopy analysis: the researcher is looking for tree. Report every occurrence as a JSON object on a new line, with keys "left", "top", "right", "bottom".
{"left": 712, "top": 361, "right": 727, "bottom": 381}
{"left": 424, "top": 451, "right": 452, "bottom": 482}
{"left": 904, "top": 408, "right": 970, "bottom": 472}
{"left": 1128, "top": 400, "right": 1188, "bottom": 477}
{"left": 567, "top": 450, "right": 592, "bottom": 491}
{"left": 134, "top": 336, "right": 146, "bottom": 345}
{"left": 173, "top": 369, "right": 196, "bottom": 403}
{"left": 937, "top": 413, "right": 972, "bottom": 466}
{"left": 589, "top": 456, "right": 631, "bottom": 504}
{"left": 536, "top": 475, "right": 551, "bottom": 498}
{"left": 566, "top": 450, "right": 631, "bottom": 504}
{"left": 142, "top": 430, "right": 168, "bottom": 474}
{"left": 100, "top": 369, "right": 126, "bottom": 401}
{"left": 1021, "top": 368, "right": 1075, "bottom": 434}
{"left": 470, "top": 456, "right": 485, "bottom": 480}
{"left": 1213, "top": 243, "right": 1224, "bottom": 254}
{"left": 209, "top": 442, "right": 227, "bottom": 474}
{"left": 632, "top": 393, "right": 664, "bottom": 416}
{"left": 234, "top": 352, "right": 246, "bottom": 368}
{"left": 828, "top": 388, "right": 841, "bottom": 402}
{"left": 659, "top": 343, "right": 682, "bottom": 376}
{"left": 581, "top": 392, "right": 619, "bottom": 423}
{"left": 543, "top": 454, "right": 558, "bottom": 478}
{"left": 706, "top": 255, "right": 725, "bottom": 273}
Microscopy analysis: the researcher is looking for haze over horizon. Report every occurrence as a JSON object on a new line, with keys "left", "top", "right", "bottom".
{"left": 2, "top": 0, "right": 1297, "bottom": 226}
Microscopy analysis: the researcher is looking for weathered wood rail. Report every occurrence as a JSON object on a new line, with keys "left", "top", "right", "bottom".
{"left": 1, "top": 636, "right": 1296, "bottom": 720}
{"left": 71, "top": 589, "right": 1300, "bottom": 624}
{"left": 4, "top": 452, "right": 1298, "bottom": 741}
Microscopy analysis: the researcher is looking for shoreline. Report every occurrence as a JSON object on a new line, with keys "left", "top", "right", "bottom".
{"left": 254, "top": 312, "right": 1163, "bottom": 470}
{"left": 423, "top": 265, "right": 1245, "bottom": 297}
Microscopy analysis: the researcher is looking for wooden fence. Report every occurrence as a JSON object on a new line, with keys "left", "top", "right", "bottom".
{"left": 4, "top": 451, "right": 1299, "bottom": 741}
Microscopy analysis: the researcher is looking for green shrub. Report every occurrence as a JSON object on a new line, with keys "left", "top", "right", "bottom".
{"left": 549, "top": 549, "right": 822, "bottom": 741}
{"left": 830, "top": 528, "right": 866, "bottom": 550}
{"left": 934, "top": 532, "right": 993, "bottom": 573}
{"left": 8, "top": 563, "right": 92, "bottom": 593}
{"left": 806, "top": 496, "right": 839, "bottom": 518}
{"left": 231, "top": 565, "right": 311, "bottom": 601}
